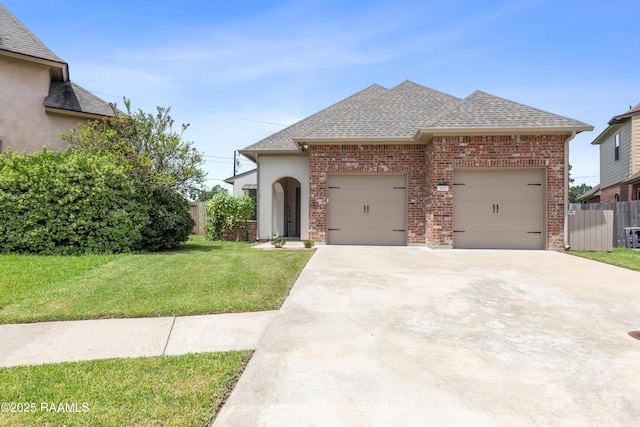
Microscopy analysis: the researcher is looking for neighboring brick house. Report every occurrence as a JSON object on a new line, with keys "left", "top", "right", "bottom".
{"left": 239, "top": 81, "right": 592, "bottom": 249}
{"left": 579, "top": 104, "right": 640, "bottom": 203}
{"left": 0, "top": 4, "right": 112, "bottom": 154}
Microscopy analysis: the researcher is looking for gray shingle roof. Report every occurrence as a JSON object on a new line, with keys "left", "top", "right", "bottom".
{"left": 0, "top": 4, "right": 65, "bottom": 63}
{"left": 242, "top": 81, "right": 592, "bottom": 154}
{"left": 304, "top": 81, "right": 461, "bottom": 139}
{"left": 44, "top": 81, "right": 114, "bottom": 117}
{"left": 241, "top": 84, "right": 389, "bottom": 153}
{"left": 430, "top": 90, "right": 593, "bottom": 131}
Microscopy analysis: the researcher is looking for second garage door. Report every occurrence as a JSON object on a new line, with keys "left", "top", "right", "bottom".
{"left": 327, "top": 175, "right": 407, "bottom": 245}
{"left": 453, "top": 169, "right": 545, "bottom": 249}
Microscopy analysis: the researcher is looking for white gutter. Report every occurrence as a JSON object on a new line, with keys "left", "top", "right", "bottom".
{"left": 564, "top": 131, "right": 577, "bottom": 250}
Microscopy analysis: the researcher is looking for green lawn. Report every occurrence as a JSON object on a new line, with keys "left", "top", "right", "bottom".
{"left": 0, "top": 236, "right": 315, "bottom": 324}
{"left": 0, "top": 351, "right": 251, "bottom": 427}
{"left": 568, "top": 247, "right": 640, "bottom": 272}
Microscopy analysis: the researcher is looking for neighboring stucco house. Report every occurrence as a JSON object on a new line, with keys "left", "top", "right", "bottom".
{"left": 0, "top": 4, "right": 112, "bottom": 154}
{"left": 579, "top": 103, "right": 640, "bottom": 203}
{"left": 224, "top": 168, "right": 257, "bottom": 197}
{"left": 240, "top": 81, "right": 593, "bottom": 250}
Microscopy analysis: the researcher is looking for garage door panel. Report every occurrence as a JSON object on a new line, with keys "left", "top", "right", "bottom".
{"left": 454, "top": 186, "right": 542, "bottom": 202}
{"left": 327, "top": 175, "right": 406, "bottom": 246}
{"left": 453, "top": 231, "right": 543, "bottom": 250}
{"left": 453, "top": 169, "right": 545, "bottom": 249}
{"left": 455, "top": 215, "right": 543, "bottom": 232}
{"left": 456, "top": 169, "right": 542, "bottom": 186}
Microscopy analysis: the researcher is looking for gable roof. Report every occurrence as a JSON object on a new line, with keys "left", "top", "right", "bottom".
{"left": 0, "top": 4, "right": 67, "bottom": 80}
{"left": 241, "top": 83, "right": 388, "bottom": 157}
{"left": 241, "top": 81, "right": 592, "bottom": 157}
{"left": 591, "top": 102, "right": 640, "bottom": 145}
{"left": 0, "top": 4, "right": 112, "bottom": 118}
{"left": 302, "top": 81, "right": 461, "bottom": 140}
{"left": 224, "top": 168, "right": 257, "bottom": 184}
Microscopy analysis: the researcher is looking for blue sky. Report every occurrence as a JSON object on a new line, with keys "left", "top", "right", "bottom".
{"left": 4, "top": 0, "right": 639, "bottom": 188}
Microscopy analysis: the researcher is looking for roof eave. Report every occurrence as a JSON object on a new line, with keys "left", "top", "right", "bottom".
{"left": 419, "top": 125, "right": 593, "bottom": 138}
{"left": 0, "top": 49, "right": 69, "bottom": 81}
{"left": 591, "top": 122, "right": 622, "bottom": 145}
{"left": 45, "top": 106, "right": 106, "bottom": 120}
{"left": 292, "top": 136, "right": 417, "bottom": 145}
{"left": 238, "top": 149, "right": 303, "bottom": 162}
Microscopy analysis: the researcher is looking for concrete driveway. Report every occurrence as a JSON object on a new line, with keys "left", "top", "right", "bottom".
{"left": 214, "top": 246, "right": 640, "bottom": 426}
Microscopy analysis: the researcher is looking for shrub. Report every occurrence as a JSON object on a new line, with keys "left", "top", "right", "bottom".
{"left": 139, "top": 185, "right": 194, "bottom": 251}
{"left": 0, "top": 149, "right": 148, "bottom": 254}
{"left": 205, "top": 192, "right": 255, "bottom": 241}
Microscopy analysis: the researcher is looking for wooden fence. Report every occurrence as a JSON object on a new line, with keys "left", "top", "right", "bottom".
{"left": 569, "top": 201, "right": 640, "bottom": 248}
{"left": 189, "top": 202, "right": 205, "bottom": 236}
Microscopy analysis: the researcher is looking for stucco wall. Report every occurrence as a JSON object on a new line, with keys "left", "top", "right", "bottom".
{"left": 257, "top": 155, "right": 309, "bottom": 240}
{"left": 0, "top": 57, "right": 83, "bottom": 153}
{"left": 230, "top": 170, "right": 257, "bottom": 196}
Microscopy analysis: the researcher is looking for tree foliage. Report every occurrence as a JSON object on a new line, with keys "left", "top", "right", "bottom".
{"left": 570, "top": 183, "right": 592, "bottom": 203}
{"left": 205, "top": 192, "right": 255, "bottom": 241}
{"left": 195, "top": 184, "right": 227, "bottom": 202}
{"left": 60, "top": 98, "right": 205, "bottom": 198}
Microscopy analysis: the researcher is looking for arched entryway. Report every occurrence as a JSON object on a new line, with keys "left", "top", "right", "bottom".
{"left": 272, "top": 177, "right": 301, "bottom": 238}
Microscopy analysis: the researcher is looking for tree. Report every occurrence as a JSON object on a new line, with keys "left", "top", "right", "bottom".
{"left": 570, "top": 183, "right": 592, "bottom": 203}
{"left": 195, "top": 184, "right": 227, "bottom": 202}
{"left": 60, "top": 98, "right": 206, "bottom": 197}
{"left": 568, "top": 164, "right": 592, "bottom": 203}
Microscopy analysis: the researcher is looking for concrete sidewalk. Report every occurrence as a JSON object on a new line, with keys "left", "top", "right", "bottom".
{"left": 0, "top": 311, "right": 277, "bottom": 367}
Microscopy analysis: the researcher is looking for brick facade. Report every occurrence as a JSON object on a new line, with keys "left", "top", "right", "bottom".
{"left": 600, "top": 182, "right": 635, "bottom": 202}
{"left": 222, "top": 220, "right": 257, "bottom": 242}
{"left": 307, "top": 134, "right": 570, "bottom": 249}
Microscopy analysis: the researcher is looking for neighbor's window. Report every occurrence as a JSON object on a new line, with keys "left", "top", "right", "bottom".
{"left": 637, "top": 187, "right": 640, "bottom": 200}
{"left": 615, "top": 193, "right": 621, "bottom": 202}
{"left": 615, "top": 133, "right": 620, "bottom": 161}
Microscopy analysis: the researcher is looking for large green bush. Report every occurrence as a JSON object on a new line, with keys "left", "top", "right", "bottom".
{"left": 0, "top": 149, "right": 148, "bottom": 254}
{"left": 140, "top": 185, "right": 194, "bottom": 251}
{"left": 205, "top": 192, "right": 255, "bottom": 241}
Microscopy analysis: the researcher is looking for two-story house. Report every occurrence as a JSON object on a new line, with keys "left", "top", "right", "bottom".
{"left": 0, "top": 4, "right": 113, "bottom": 154}
{"left": 580, "top": 103, "right": 640, "bottom": 203}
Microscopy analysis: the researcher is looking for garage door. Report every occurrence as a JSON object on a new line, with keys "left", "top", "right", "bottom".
{"left": 327, "top": 175, "right": 407, "bottom": 245}
{"left": 453, "top": 169, "right": 545, "bottom": 249}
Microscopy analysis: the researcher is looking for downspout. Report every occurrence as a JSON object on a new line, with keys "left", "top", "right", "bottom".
{"left": 564, "top": 131, "right": 577, "bottom": 250}
{"left": 255, "top": 153, "right": 260, "bottom": 241}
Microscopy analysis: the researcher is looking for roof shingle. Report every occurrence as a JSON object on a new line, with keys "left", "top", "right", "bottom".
{"left": 241, "top": 80, "right": 593, "bottom": 154}
{"left": 44, "top": 81, "right": 114, "bottom": 117}
{"left": 430, "top": 90, "right": 592, "bottom": 131}
{"left": 0, "top": 4, "right": 65, "bottom": 63}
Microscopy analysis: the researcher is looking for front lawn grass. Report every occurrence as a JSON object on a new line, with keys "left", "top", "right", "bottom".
{"left": 568, "top": 247, "right": 640, "bottom": 272}
{"left": 0, "top": 351, "right": 251, "bottom": 427}
{"left": 0, "top": 236, "right": 314, "bottom": 324}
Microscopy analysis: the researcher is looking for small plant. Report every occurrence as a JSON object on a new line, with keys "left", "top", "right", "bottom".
{"left": 303, "top": 239, "right": 315, "bottom": 248}
{"left": 271, "top": 236, "right": 286, "bottom": 248}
